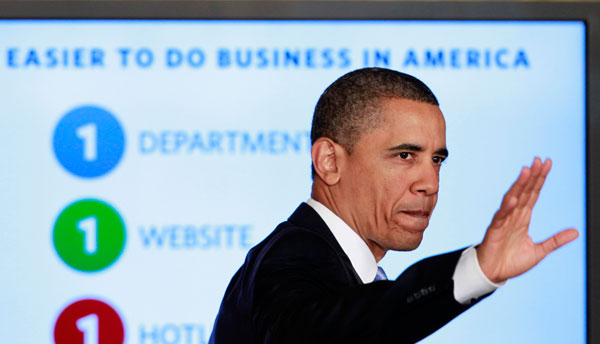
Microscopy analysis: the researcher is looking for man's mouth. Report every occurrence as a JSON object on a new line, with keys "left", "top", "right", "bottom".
{"left": 399, "top": 210, "right": 430, "bottom": 218}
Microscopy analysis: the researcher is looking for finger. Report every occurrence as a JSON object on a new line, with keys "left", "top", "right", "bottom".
{"left": 517, "top": 157, "right": 544, "bottom": 208}
{"left": 492, "top": 197, "right": 519, "bottom": 222}
{"left": 526, "top": 158, "right": 552, "bottom": 208}
{"left": 536, "top": 228, "right": 579, "bottom": 258}
{"left": 491, "top": 195, "right": 518, "bottom": 227}
{"left": 501, "top": 165, "right": 531, "bottom": 208}
{"left": 491, "top": 166, "right": 531, "bottom": 228}
{"left": 492, "top": 158, "right": 546, "bottom": 227}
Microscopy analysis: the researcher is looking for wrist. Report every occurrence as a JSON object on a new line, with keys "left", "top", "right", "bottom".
{"left": 475, "top": 245, "right": 505, "bottom": 284}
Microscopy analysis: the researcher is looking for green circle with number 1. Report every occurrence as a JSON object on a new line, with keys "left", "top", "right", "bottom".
{"left": 53, "top": 199, "right": 126, "bottom": 272}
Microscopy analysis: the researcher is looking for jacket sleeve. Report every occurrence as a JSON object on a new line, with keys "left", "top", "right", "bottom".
{"left": 252, "top": 229, "right": 487, "bottom": 344}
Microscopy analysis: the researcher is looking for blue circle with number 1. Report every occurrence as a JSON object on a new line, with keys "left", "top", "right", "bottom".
{"left": 53, "top": 106, "right": 125, "bottom": 178}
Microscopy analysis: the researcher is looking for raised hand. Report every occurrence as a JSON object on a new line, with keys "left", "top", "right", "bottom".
{"left": 476, "top": 157, "right": 579, "bottom": 283}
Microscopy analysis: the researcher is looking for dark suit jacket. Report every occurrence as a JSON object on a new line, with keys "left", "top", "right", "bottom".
{"left": 209, "top": 203, "right": 486, "bottom": 343}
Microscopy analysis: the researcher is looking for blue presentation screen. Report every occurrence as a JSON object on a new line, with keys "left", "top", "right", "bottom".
{"left": 0, "top": 20, "right": 585, "bottom": 343}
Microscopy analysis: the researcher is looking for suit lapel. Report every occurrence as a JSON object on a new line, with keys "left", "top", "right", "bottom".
{"left": 287, "top": 203, "right": 363, "bottom": 285}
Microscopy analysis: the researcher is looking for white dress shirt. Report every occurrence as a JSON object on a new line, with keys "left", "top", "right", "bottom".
{"left": 306, "top": 198, "right": 503, "bottom": 305}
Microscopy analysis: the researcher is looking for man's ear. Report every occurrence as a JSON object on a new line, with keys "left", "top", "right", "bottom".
{"left": 311, "top": 137, "right": 345, "bottom": 185}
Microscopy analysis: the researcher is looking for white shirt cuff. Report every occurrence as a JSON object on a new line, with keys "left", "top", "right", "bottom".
{"left": 452, "top": 245, "right": 506, "bottom": 305}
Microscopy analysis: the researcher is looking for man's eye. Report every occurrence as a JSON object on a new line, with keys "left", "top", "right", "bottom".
{"left": 432, "top": 156, "right": 446, "bottom": 164}
{"left": 398, "top": 152, "right": 411, "bottom": 159}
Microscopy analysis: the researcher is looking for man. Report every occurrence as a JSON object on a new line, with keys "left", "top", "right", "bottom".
{"left": 209, "top": 68, "right": 578, "bottom": 343}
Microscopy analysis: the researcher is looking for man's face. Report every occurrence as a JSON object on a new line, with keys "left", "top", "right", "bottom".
{"left": 337, "top": 98, "right": 447, "bottom": 255}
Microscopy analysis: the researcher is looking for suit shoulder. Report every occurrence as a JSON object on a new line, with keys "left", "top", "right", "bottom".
{"left": 256, "top": 221, "right": 340, "bottom": 264}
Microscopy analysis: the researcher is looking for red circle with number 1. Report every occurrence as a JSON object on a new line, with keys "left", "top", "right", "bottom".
{"left": 54, "top": 298, "right": 124, "bottom": 344}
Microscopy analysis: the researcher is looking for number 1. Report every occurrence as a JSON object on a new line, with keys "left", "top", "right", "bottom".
{"left": 76, "top": 313, "right": 99, "bottom": 344}
{"left": 76, "top": 123, "right": 98, "bottom": 162}
{"left": 77, "top": 216, "right": 98, "bottom": 255}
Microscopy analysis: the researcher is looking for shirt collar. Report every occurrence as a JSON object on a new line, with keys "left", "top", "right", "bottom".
{"left": 306, "top": 198, "right": 378, "bottom": 283}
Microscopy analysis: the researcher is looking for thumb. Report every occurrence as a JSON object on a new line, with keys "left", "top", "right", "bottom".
{"left": 537, "top": 228, "right": 579, "bottom": 258}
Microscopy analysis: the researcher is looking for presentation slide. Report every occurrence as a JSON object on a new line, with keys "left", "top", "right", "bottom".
{"left": 0, "top": 20, "right": 585, "bottom": 343}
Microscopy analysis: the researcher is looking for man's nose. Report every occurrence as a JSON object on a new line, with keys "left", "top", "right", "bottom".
{"left": 410, "top": 161, "right": 439, "bottom": 196}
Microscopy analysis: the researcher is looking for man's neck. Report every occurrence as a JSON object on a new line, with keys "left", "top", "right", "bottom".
{"left": 311, "top": 184, "right": 387, "bottom": 262}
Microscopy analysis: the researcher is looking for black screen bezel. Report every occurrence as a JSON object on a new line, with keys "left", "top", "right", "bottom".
{"left": 1, "top": 1, "right": 596, "bottom": 341}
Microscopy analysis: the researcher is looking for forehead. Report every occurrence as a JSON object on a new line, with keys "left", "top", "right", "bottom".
{"left": 357, "top": 98, "right": 446, "bottom": 150}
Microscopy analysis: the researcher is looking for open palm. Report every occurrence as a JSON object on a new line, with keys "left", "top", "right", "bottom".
{"left": 476, "top": 158, "right": 579, "bottom": 283}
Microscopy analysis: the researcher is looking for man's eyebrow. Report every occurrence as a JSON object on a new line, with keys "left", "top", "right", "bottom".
{"left": 387, "top": 143, "right": 423, "bottom": 152}
{"left": 387, "top": 144, "right": 449, "bottom": 158}
{"left": 435, "top": 148, "right": 449, "bottom": 158}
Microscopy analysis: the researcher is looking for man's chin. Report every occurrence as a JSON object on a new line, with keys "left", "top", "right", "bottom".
{"left": 388, "top": 231, "right": 424, "bottom": 251}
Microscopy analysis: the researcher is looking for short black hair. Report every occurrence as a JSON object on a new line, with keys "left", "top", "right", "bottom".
{"left": 311, "top": 67, "right": 439, "bottom": 153}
